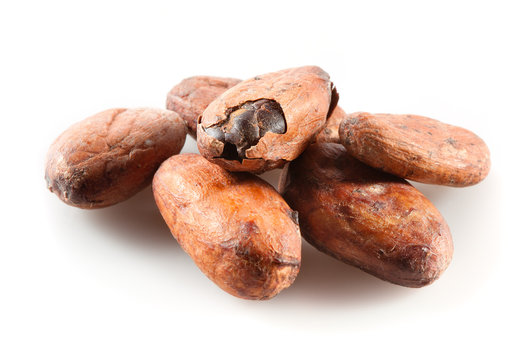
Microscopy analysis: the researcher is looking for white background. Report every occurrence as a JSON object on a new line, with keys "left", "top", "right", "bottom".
{"left": 1, "top": 1, "right": 530, "bottom": 359}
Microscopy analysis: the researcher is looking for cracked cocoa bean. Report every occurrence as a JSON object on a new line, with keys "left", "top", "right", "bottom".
{"left": 339, "top": 113, "right": 491, "bottom": 186}
{"left": 152, "top": 154, "right": 301, "bottom": 300}
{"left": 280, "top": 143, "right": 453, "bottom": 287}
{"left": 197, "top": 66, "right": 337, "bottom": 173}
{"left": 166, "top": 76, "right": 241, "bottom": 136}
{"left": 45, "top": 108, "right": 187, "bottom": 209}
{"left": 204, "top": 99, "right": 286, "bottom": 159}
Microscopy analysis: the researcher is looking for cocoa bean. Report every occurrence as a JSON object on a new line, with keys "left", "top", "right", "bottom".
{"left": 153, "top": 154, "right": 301, "bottom": 300}
{"left": 166, "top": 76, "right": 241, "bottom": 136}
{"left": 280, "top": 142, "right": 453, "bottom": 287}
{"left": 339, "top": 113, "right": 490, "bottom": 186}
{"left": 313, "top": 106, "right": 348, "bottom": 144}
{"left": 45, "top": 108, "right": 187, "bottom": 208}
{"left": 197, "top": 66, "right": 336, "bottom": 173}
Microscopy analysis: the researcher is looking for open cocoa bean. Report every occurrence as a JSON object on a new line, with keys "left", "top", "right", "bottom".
{"left": 153, "top": 154, "right": 301, "bottom": 300}
{"left": 197, "top": 66, "right": 337, "bottom": 173}
{"left": 45, "top": 108, "right": 187, "bottom": 209}
{"left": 280, "top": 143, "right": 453, "bottom": 287}
{"left": 339, "top": 113, "right": 491, "bottom": 186}
{"left": 166, "top": 76, "right": 241, "bottom": 137}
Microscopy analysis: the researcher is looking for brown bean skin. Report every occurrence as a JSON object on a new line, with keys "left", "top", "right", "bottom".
{"left": 197, "top": 66, "right": 335, "bottom": 173}
{"left": 280, "top": 143, "right": 453, "bottom": 287}
{"left": 166, "top": 76, "right": 241, "bottom": 137}
{"left": 152, "top": 154, "right": 301, "bottom": 300}
{"left": 313, "top": 106, "right": 348, "bottom": 144}
{"left": 339, "top": 113, "right": 491, "bottom": 186}
{"left": 45, "top": 108, "right": 187, "bottom": 209}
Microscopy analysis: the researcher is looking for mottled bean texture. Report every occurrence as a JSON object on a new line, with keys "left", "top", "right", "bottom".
{"left": 280, "top": 143, "right": 453, "bottom": 287}
{"left": 153, "top": 154, "right": 301, "bottom": 300}
{"left": 197, "top": 66, "right": 337, "bottom": 173}
{"left": 45, "top": 108, "right": 187, "bottom": 209}
{"left": 166, "top": 76, "right": 241, "bottom": 137}
{"left": 339, "top": 113, "right": 490, "bottom": 186}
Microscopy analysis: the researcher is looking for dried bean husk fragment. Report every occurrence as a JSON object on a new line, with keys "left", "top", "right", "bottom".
{"left": 280, "top": 143, "right": 453, "bottom": 287}
{"left": 153, "top": 154, "right": 301, "bottom": 300}
{"left": 166, "top": 76, "right": 241, "bottom": 136}
{"left": 339, "top": 113, "right": 491, "bottom": 186}
{"left": 197, "top": 66, "right": 336, "bottom": 173}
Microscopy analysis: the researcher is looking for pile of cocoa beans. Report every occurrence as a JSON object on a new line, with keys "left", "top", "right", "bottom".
{"left": 45, "top": 66, "right": 490, "bottom": 300}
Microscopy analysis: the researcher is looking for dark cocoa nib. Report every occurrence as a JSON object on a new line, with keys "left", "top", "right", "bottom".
{"left": 204, "top": 99, "right": 286, "bottom": 161}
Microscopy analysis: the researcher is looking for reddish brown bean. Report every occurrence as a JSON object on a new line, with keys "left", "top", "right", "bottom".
{"left": 314, "top": 106, "right": 348, "bottom": 144}
{"left": 45, "top": 108, "right": 186, "bottom": 209}
{"left": 280, "top": 143, "right": 453, "bottom": 287}
{"left": 197, "top": 66, "right": 337, "bottom": 173}
{"left": 339, "top": 113, "right": 490, "bottom": 186}
{"left": 166, "top": 76, "right": 241, "bottom": 136}
{"left": 153, "top": 154, "right": 301, "bottom": 300}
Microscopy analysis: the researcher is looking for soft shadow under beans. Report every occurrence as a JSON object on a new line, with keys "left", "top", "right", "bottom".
{"left": 410, "top": 181, "right": 452, "bottom": 205}
{"left": 280, "top": 242, "right": 411, "bottom": 306}
{"left": 86, "top": 186, "right": 178, "bottom": 253}
{"left": 84, "top": 171, "right": 415, "bottom": 304}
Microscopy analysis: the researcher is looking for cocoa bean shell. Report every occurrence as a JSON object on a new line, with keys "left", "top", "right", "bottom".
{"left": 339, "top": 113, "right": 491, "bottom": 186}
{"left": 45, "top": 108, "right": 187, "bottom": 209}
{"left": 152, "top": 154, "right": 301, "bottom": 300}
{"left": 166, "top": 76, "right": 241, "bottom": 136}
{"left": 280, "top": 143, "right": 453, "bottom": 287}
{"left": 197, "top": 66, "right": 334, "bottom": 173}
